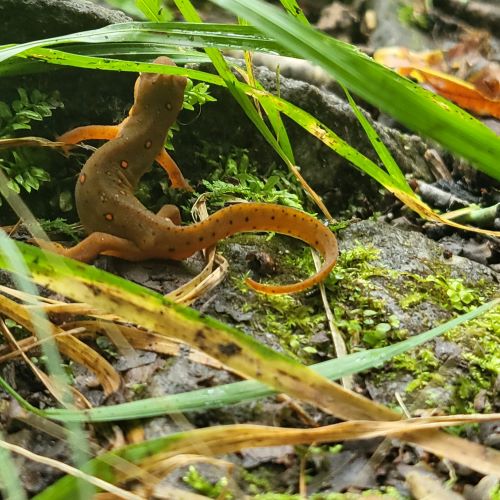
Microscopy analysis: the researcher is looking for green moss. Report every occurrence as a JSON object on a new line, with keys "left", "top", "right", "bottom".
{"left": 490, "top": 484, "right": 500, "bottom": 500}
{"left": 325, "top": 245, "right": 402, "bottom": 349}
{"left": 243, "top": 288, "right": 325, "bottom": 361}
{"left": 203, "top": 145, "right": 498, "bottom": 415}
{"left": 390, "top": 282, "right": 497, "bottom": 411}
{"left": 309, "top": 487, "right": 406, "bottom": 499}
{"left": 240, "top": 469, "right": 278, "bottom": 496}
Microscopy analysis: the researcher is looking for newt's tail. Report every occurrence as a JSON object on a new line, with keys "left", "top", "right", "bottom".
{"left": 178, "top": 203, "right": 338, "bottom": 295}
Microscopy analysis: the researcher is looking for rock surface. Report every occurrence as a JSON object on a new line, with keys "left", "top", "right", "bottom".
{"left": 0, "top": 0, "right": 130, "bottom": 44}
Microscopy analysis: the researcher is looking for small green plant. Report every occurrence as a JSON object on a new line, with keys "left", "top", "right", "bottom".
{"left": 398, "top": 2, "right": 431, "bottom": 30}
{"left": 0, "top": 88, "right": 63, "bottom": 200}
{"left": 165, "top": 79, "right": 217, "bottom": 149}
{"left": 38, "top": 218, "right": 83, "bottom": 242}
{"left": 425, "top": 276, "right": 482, "bottom": 312}
{"left": 182, "top": 465, "right": 232, "bottom": 499}
{"left": 490, "top": 484, "right": 500, "bottom": 500}
{"left": 201, "top": 148, "right": 305, "bottom": 209}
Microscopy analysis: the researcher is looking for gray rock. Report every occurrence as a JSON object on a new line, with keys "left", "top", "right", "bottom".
{"left": 339, "top": 219, "right": 498, "bottom": 333}
{"left": 0, "top": 0, "right": 131, "bottom": 44}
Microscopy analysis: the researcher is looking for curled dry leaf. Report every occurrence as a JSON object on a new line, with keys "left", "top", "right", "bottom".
{"left": 374, "top": 37, "right": 500, "bottom": 118}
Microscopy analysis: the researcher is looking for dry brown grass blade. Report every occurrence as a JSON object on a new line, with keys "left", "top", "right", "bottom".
{"left": 57, "top": 331, "right": 121, "bottom": 396}
{"left": 0, "top": 318, "right": 91, "bottom": 409}
{"left": 0, "top": 293, "right": 120, "bottom": 396}
{"left": 0, "top": 136, "right": 65, "bottom": 150}
{"left": 311, "top": 249, "right": 352, "bottom": 389}
{"left": 393, "top": 189, "right": 500, "bottom": 237}
{"left": 0, "top": 439, "right": 141, "bottom": 500}
{"left": 107, "top": 415, "right": 500, "bottom": 484}
{"left": 166, "top": 253, "right": 229, "bottom": 305}
{"left": 166, "top": 195, "right": 229, "bottom": 305}
{"left": 62, "top": 319, "right": 247, "bottom": 377}
{"left": 0, "top": 284, "right": 117, "bottom": 319}
{"left": 31, "top": 257, "right": 498, "bottom": 476}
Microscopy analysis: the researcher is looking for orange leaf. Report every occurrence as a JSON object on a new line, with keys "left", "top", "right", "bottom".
{"left": 399, "top": 67, "right": 500, "bottom": 118}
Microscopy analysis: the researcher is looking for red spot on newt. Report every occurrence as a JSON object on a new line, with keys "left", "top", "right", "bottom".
{"left": 79, "top": 173, "right": 86, "bottom": 184}
{"left": 120, "top": 160, "right": 128, "bottom": 169}
{"left": 144, "top": 140, "right": 152, "bottom": 149}
{"left": 104, "top": 213, "right": 114, "bottom": 221}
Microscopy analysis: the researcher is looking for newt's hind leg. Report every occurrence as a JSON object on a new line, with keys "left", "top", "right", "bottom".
{"left": 36, "top": 233, "right": 145, "bottom": 262}
{"left": 156, "top": 204, "right": 181, "bottom": 225}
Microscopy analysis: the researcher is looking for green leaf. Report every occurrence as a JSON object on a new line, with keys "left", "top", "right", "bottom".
{"left": 0, "top": 101, "right": 12, "bottom": 119}
{"left": 6, "top": 178, "right": 20, "bottom": 193}
{"left": 207, "top": 0, "right": 500, "bottom": 181}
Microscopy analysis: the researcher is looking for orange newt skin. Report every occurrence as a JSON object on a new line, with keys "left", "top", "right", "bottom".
{"left": 49, "top": 56, "right": 339, "bottom": 294}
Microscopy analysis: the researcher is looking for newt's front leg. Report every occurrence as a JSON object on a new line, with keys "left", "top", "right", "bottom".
{"left": 37, "top": 233, "right": 145, "bottom": 262}
{"left": 58, "top": 125, "right": 192, "bottom": 191}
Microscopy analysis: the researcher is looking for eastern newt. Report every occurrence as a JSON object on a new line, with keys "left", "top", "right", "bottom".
{"left": 47, "top": 56, "right": 338, "bottom": 294}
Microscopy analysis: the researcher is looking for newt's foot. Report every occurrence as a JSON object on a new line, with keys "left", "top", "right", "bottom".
{"left": 32, "top": 238, "right": 68, "bottom": 255}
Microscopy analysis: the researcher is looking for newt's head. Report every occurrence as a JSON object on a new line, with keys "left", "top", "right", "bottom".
{"left": 132, "top": 56, "right": 187, "bottom": 118}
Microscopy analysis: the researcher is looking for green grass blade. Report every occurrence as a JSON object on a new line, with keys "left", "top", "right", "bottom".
{"left": 279, "top": 0, "right": 310, "bottom": 25}
{"left": 0, "top": 47, "right": 412, "bottom": 197}
{"left": 0, "top": 47, "right": 405, "bottom": 198}
{"left": 136, "top": 0, "right": 173, "bottom": 21}
{"left": 344, "top": 86, "right": 412, "bottom": 194}
{"left": 0, "top": 177, "right": 94, "bottom": 498}
{"left": 174, "top": 0, "right": 296, "bottom": 176}
{"left": 207, "top": 0, "right": 500, "bottom": 180}
{"left": 4, "top": 298, "right": 495, "bottom": 423}
{"left": 0, "top": 431, "right": 28, "bottom": 500}
{"left": 0, "top": 240, "right": 396, "bottom": 422}
{"left": 0, "top": 22, "right": 284, "bottom": 64}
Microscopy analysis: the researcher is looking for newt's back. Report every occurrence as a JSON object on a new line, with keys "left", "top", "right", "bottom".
{"left": 75, "top": 58, "right": 187, "bottom": 242}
